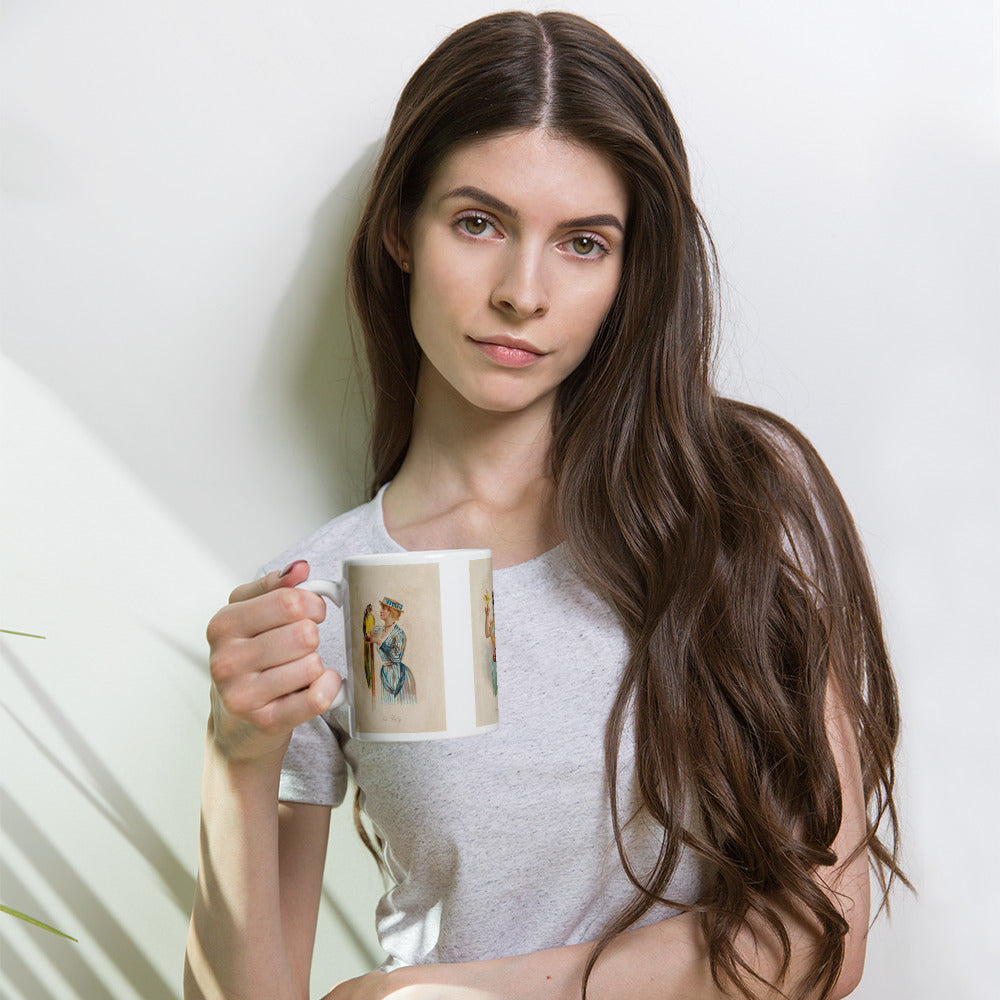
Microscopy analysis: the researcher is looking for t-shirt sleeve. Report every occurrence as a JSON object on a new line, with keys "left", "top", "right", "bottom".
{"left": 278, "top": 711, "right": 350, "bottom": 807}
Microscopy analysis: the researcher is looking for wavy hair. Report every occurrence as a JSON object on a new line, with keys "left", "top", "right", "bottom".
{"left": 347, "top": 11, "right": 906, "bottom": 999}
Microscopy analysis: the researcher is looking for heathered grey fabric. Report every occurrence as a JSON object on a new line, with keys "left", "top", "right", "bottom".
{"left": 264, "top": 488, "right": 705, "bottom": 967}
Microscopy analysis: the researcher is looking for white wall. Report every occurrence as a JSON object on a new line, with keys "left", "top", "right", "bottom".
{"left": 2, "top": 1, "right": 997, "bottom": 996}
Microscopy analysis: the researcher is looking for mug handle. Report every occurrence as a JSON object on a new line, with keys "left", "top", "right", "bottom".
{"left": 297, "top": 578, "right": 348, "bottom": 710}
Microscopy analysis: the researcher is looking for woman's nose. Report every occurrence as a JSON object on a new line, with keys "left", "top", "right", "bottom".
{"left": 490, "top": 247, "right": 549, "bottom": 319}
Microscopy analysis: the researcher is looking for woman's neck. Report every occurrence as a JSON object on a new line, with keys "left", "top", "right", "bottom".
{"left": 382, "top": 379, "right": 561, "bottom": 568}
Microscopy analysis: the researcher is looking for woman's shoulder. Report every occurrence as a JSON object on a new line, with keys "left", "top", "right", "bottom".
{"left": 257, "top": 489, "right": 388, "bottom": 578}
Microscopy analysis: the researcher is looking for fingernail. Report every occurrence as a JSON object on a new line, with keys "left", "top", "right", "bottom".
{"left": 279, "top": 560, "right": 306, "bottom": 578}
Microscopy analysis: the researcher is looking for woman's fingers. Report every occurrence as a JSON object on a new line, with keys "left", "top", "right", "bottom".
{"left": 209, "top": 581, "right": 327, "bottom": 647}
{"left": 204, "top": 560, "right": 339, "bottom": 760}
{"left": 211, "top": 617, "right": 321, "bottom": 681}
{"left": 219, "top": 651, "right": 334, "bottom": 716}
{"left": 237, "top": 668, "right": 343, "bottom": 735}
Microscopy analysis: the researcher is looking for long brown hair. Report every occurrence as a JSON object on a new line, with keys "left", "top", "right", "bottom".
{"left": 347, "top": 11, "right": 906, "bottom": 998}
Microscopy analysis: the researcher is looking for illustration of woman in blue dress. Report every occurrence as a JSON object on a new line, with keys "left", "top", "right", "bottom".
{"left": 368, "top": 597, "right": 417, "bottom": 704}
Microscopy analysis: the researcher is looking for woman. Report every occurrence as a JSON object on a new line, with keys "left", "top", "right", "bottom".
{"left": 185, "top": 12, "right": 905, "bottom": 1000}
{"left": 371, "top": 598, "right": 416, "bottom": 704}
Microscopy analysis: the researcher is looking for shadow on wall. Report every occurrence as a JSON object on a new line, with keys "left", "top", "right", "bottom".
{"left": 1, "top": 635, "right": 188, "bottom": 999}
{"left": 253, "top": 143, "right": 385, "bottom": 513}
{"left": 2, "top": 643, "right": 195, "bottom": 918}
{"left": 1, "top": 618, "right": 382, "bottom": 999}
{"left": 0, "top": 355, "right": 384, "bottom": 998}
{"left": 2, "top": 793, "right": 176, "bottom": 1000}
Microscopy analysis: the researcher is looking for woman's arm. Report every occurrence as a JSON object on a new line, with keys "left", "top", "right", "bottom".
{"left": 279, "top": 801, "right": 334, "bottom": 989}
{"left": 328, "top": 676, "right": 868, "bottom": 1000}
{"left": 184, "top": 563, "right": 341, "bottom": 1000}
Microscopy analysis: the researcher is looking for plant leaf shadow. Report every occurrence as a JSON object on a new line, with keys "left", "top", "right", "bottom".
{"left": 0, "top": 922, "right": 64, "bottom": 1000}
{"left": 139, "top": 621, "right": 209, "bottom": 678}
{"left": 1, "top": 792, "right": 178, "bottom": 999}
{"left": 1, "top": 642, "right": 195, "bottom": 918}
{"left": 1, "top": 703, "right": 126, "bottom": 849}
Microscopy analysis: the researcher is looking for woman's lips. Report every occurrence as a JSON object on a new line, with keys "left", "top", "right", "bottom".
{"left": 470, "top": 336, "right": 544, "bottom": 368}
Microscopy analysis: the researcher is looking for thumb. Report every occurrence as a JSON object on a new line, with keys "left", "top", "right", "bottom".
{"left": 275, "top": 559, "right": 311, "bottom": 588}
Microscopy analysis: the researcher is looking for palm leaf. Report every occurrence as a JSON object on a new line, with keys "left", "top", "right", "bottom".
{"left": 1, "top": 904, "right": 77, "bottom": 941}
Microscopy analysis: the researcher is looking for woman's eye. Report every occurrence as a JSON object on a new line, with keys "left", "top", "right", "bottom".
{"left": 458, "top": 215, "right": 493, "bottom": 236}
{"left": 567, "top": 235, "right": 609, "bottom": 257}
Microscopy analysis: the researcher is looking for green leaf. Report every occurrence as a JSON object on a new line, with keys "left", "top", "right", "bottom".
{"left": 0, "top": 904, "right": 78, "bottom": 941}
{"left": 0, "top": 629, "right": 46, "bottom": 639}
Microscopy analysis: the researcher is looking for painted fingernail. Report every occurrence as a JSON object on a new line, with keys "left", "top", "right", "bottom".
{"left": 279, "top": 560, "right": 306, "bottom": 578}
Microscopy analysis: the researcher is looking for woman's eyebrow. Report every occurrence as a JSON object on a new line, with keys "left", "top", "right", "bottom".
{"left": 561, "top": 213, "right": 625, "bottom": 233}
{"left": 441, "top": 185, "right": 625, "bottom": 233}
{"left": 443, "top": 186, "right": 517, "bottom": 218}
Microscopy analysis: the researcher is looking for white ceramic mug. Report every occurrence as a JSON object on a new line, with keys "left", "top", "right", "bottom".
{"left": 299, "top": 549, "right": 498, "bottom": 741}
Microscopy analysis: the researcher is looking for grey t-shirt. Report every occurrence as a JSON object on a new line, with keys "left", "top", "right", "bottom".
{"left": 266, "top": 488, "right": 704, "bottom": 967}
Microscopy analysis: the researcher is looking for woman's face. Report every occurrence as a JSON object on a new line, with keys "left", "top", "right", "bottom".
{"left": 397, "top": 128, "right": 628, "bottom": 422}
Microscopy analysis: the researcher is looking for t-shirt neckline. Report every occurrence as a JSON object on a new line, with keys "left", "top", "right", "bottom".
{"left": 370, "top": 482, "right": 568, "bottom": 578}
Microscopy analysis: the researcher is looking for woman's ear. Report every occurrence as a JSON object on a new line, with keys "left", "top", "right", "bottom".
{"left": 382, "top": 222, "right": 413, "bottom": 274}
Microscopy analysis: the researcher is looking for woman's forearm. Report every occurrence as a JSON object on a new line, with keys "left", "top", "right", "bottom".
{"left": 186, "top": 560, "right": 337, "bottom": 999}
{"left": 184, "top": 731, "right": 301, "bottom": 1000}
{"left": 374, "top": 895, "right": 864, "bottom": 1000}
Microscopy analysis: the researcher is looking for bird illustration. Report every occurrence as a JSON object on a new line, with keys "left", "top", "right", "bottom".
{"left": 362, "top": 602, "right": 376, "bottom": 697}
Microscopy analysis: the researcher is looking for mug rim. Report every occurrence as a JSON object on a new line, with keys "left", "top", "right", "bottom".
{"left": 342, "top": 548, "right": 491, "bottom": 566}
